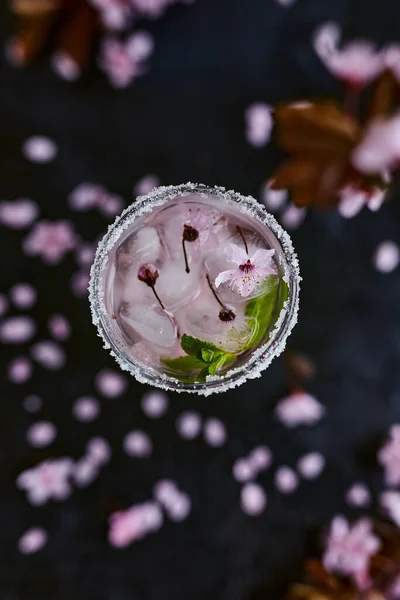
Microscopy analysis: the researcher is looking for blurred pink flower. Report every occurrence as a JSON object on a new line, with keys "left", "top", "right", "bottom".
{"left": 275, "top": 466, "right": 298, "bottom": 494}
{"left": 0, "top": 198, "right": 39, "bottom": 229}
{"left": 245, "top": 103, "right": 273, "bottom": 148}
{"left": 320, "top": 39, "right": 384, "bottom": 87}
{"left": 31, "top": 340, "right": 66, "bottom": 370}
{"left": 338, "top": 185, "right": 385, "bottom": 219}
{"left": 0, "top": 316, "right": 36, "bottom": 344}
{"left": 26, "top": 421, "right": 57, "bottom": 448}
{"left": 108, "top": 502, "right": 163, "bottom": 547}
{"left": 17, "top": 458, "right": 74, "bottom": 505}
{"left": 313, "top": 22, "right": 341, "bottom": 62}
{"left": 99, "top": 32, "right": 154, "bottom": 88}
{"left": 378, "top": 426, "right": 400, "bottom": 485}
{"left": 22, "top": 136, "right": 57, "bottom": 163}
{"left": 352, "top": 115, "right": 400, "bottom": 174}
{"left": 262, "top": 183, "right": 288, "bottom": 212}
{"left": 165, "top": 491, "right": 192, "bottom": 522}
{"left": 134, "top": 174, "right": 160, "bottom": 197}
{"left": 297, "top": 452, "right": 325, "bottom": 480}
{"left": 123, "top": 430, "right": 152, "bottom": 457}
{"left": 280, "top": 203, "right": 306, "bottom": 230}
{"left": 240, "top": 483, "right": 267, "bottom": 516}
{"left": 95, "top": 369, "right": 128, "bottom": 398}
{"left": 8, "top": 356, "right": 32, "bottom": 383}
{"left": 380, "top": 491, "right": 400, "bottom": 527}
{"left": 69, "top": 183, "right": 108, "bottom": 211}
{"left": 373, "top": 241, "right": 400, "bottom": 273}
{"left": 72, "top": 396, "right": 100, "bottom": 422}
{"left": 323, "top": 517, "right": 380, "bottom": 589}
{"left": 176, "top": 410, "right": 202, "bottom": 439}
{"left": 23, "top": 220, "right": 77, "bottom": 264}
{"left": 51, "top": 52, "right": 81, "bottom": 82}
{"left": 18, "top": 527, "right": 48, "bottom": 554}
{"left": 73, "top": 458, "right": 99, "bottom": 487}
{"left": 86, "top": 437, "right": 111, "bottom": 465}
{"left": 275, "top": 391, "right": 325, "bottom": 427}
{"left": 203, "top": 417, "right": 227, "bottom": 447}
{"left": 141, "top": 390, "right": 169, "bottom": 418}
{"left": 10, "top": 283, "right": 37, "bottom": 309}
{"left": 215, "top": 243, "right": 275, "bottom": 298}
{"left": 48, "top": 314, "right": 71, "bottom": 341}
{"left": 248, "top": 446, "right": 272, "bottom": 472}
{"left": 345, "top": 482, "right": 371, "bottom": 507}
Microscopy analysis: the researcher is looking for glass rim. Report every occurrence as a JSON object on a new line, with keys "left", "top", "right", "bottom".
{"left": 89, "top": 182, "right": 301, "bottom": 396}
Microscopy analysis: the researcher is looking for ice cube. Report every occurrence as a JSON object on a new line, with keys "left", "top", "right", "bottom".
{"left": 155, "top": 260, "right": 202, "bottom": 311}
{"left": 116, "top": 226, "right": 161, "bottom": 272}
{"left": 120, "top": 304, "right": 177, "bottom": 348}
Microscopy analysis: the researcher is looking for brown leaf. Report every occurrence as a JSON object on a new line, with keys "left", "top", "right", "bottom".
{"left": 369, "top": 70, "right": 399, "bottom": 121}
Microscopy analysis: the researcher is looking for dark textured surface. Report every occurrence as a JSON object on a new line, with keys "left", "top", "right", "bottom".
{"left": 1, "top": 1, "right": 400, "bottom": 598}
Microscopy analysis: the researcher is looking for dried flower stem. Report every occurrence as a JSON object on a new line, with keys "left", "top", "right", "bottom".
{"left": 236, "top": 226, "right": 249, "bottom": 254}
{"left": 182, "top": 238, "right": 190, "bottom": 273}
{"left": 206, "top": 274, "right": 224, "bottom": 308}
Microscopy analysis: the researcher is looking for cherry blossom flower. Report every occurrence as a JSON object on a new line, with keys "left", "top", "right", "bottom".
{"left": 22, "top": 136, "right": 57, "bottom": 163}
{"left": 240, "top": 483, "right": 267, "bottom": 516}
{"left": 275, "top": 466, "right": 298, "bottom": 494}
{"left": 23, "top": 220, "right": 77, "bottom": 264}
{"left": 31, "top": 340, "right": 66, "bottom": 370}
{"left": 275, "top": 391, "right": 325, "bottom": 427}
{"left": 0, "top": 198, "right": 39, "bottom": 229}
{"left": 374, "top": 241, "right": 400, "bottom": 273}
{"left": 378, "top": 426, "right": 400, "bottom": 485}
{"left": 352, "top": 115, "right": 400, "bottom": 175}
{"left": 95, "top": 369, "right": 128, "bottom": 398}
{"left": 99, "top": 32, "right": 154, "bottom": 89}
{"left": 10, "top": 283, "right": 37, "bottom": 309}
{"left": 26, "top": 421, "right": 57, "bottom": 448}
{"left": 108, "top": 502, "right": 163, "bottom": 547}
{"left": 0, "top": 316, "right": 36, "bottom": 344}
{"left": 8, "top": 356, "right": 32, "bottom": 383}
{"left": 245, "top": 103, "right": 273, "bottom": 148}
{"left": 97, "top": 193, "right": 124, "bottom": 217}
{"left": 18, "top": 527, "right": 48, "bottom": 554}
{"left": 381, "top": 491, "right": 400, "bottom": 527}
{"left": 345, "top": 483, "right": 371, "bottom": 507}
{"left": 215, "top": 243, "right": 275, "bottom": 298}
{"left": 338, "top": 185, "right": 386, "bottom": 219}
{"left": 323, "top": 516, "right": 381, "bottom": 586}
{"left": 17, "top": 458, "right": 74, "bottom": 505}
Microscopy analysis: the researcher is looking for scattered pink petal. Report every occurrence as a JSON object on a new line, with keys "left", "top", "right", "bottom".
{"left": 176, "top": 411, "right": 202, "bottom": 440}
{"left": 86, "top": 437, "right": 111, "bottom": 465}
{"left": 71, "top": 270, "right": 90, "bottom": 297}
{"left": 30, "top": 340, "right": 66, "bottom": 370}
{"left": 108, "top": 502, "right": 163, "bottom": 547}
{"left": 381, "top": 491, "right": 400, "bottom": 527}
{"left": 153, "top": 479, "right": 178, "bottom": 505}
{"left": 10, "top": 283, "right": 37, "bottom": 309}
{"left": 297, "top": 452, "right": 325, "bottom": 480}
{"left": 73, "top": 458, "right": 99, "bottom": 487}
{"left": 48, "top": 314, "right": 71, "bottom": 341}
{"left": 95, "top": 369, "right": 128, "bottom": 398}
{"left": 232, "top": 458, "right": 255, "bottom": 483}
{"left": 323, "top": 516, "right": 381, "bottom": 586}
{"left": 0, "top": 293, "right": 8, "bottom": 316}
{"left": 248, "top": 446, "right": 273, "bottom": 472}
{"left": 0, "top": 316, "right": 36, "bottom": 343}
{"left": 275, "top": 391, "right": 325, "bottom": 427}
{"left": 313, "top": 22, "right": 342, "bottom": 62}
{"left": 91, "top": 0, "right": 132, "bottom": 30}
{"left": 72, "top": 396, "right": 100, "bottom": 422}
{"left": 262, "top": 183, "right": 288, "bottom": 212}
{"left": 26, "top": 421, "right": 57, "bottom": 448}
{"left": 23, "top": 220, "right": 77, "bottom": 265}
{"left": 373, "top": 241, "right": 400, "bottom": 273}
{"left": 8, "top": 356, "right": 32, "bottom": 383}
{"left": 245, "top": 103, "right": 273, "bottom": 148}
{"left": 280, "top": 204, "right": 306, "bottom": 230}
{"left": 345, "top": 483, "right": 371, "bottom": 508}
{"left": 99, "top": 32, "right": 154, "bottom": 89}
{"left": 16, "top": 458, "right": 74, "bottom": 505}
{"left": 338, "top": 186, "right": 367, "bottom": 218}
{"left": 378, "top": 426, "right": 400, "bottom": 486}
{"left": 51, "top": 52, "right": 81, "bottom": 81}
{"left": 165, "top": 492, "right": 192, "bottom": 522}
{"left": 18, "top": 527, "right": 48, "bottom": 554}
{"left": 123, "top": 430, "right": 152, "bottom": 457}
{"left": 318, "top": 39, "right": 384, "bottom": 87}
{"left": 22, "top": 136, "right": 57, "bottom": 163}
{"left": 203, "top": 417, "right": 227, "bottom": 447}
{"left": 23, "top": 394, "right": 42, "bottom": 413}
{"left": 275, "top": 466, "right": 299, "bottom": 494}
{"left": 141, "top": 390, "right": 169, "bottom": 418}
{"left": 134, "top": 175, "right": 160, "bottom": 197}
{"left": 240, "top": 482, "right": 267, "bottom": 516}
{"left": 0, "top": 198, "right": 39, "bottom": 229}
{"left": 69, "top": 183, "right": 107, "bottom": 211}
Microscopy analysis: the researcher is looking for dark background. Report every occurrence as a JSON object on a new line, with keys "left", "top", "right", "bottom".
{"left": 2, "top": 0, "right": 400, "bottom": 598}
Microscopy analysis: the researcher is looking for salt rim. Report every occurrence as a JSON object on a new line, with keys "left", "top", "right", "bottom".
{"left": 89, "top": 183, "right": 301, "bottom": 396}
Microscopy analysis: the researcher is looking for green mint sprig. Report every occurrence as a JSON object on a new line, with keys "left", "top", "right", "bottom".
{"left": 244, "top": 277, "right": 289, "bottom": 350}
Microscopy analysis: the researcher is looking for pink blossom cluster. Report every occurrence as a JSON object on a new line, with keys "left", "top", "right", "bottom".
{"left": 98, "top": 31, "right": 154, "bottom": 88}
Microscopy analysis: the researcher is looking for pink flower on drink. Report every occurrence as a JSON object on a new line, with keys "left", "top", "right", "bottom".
{"left": 275, "top": 391, "right": 325, "bottom": 427}
{"left": 378, "top": 425, "right": 400, "bottom": 486}
{"left": 352, "top": 115, "right": 400, "bottom": 175}
{"left": 23, "top": 220, "right": 77, "bottom": 264}
{"left": 108, "top": 502, "right": 163, "bottom": 547}
{"left": 16, "top": 458, "right": 74, "bottom": 505}
{"left": 245, "top": 103, "right": 273, "bottom": 148}
{"left": 323, "top": 516, "right": 381, "bottom": 588}
{"left": 99, "top": 32, "right": 154, "bottom": 88}
{"left": 338, "top": 184, "right": 386, "bottom": 218}
{"left": 380, "top": 491, "right": 400, "bottom": 527}
{"left": 215, "top": 243, "right": 275, "bottom": 298}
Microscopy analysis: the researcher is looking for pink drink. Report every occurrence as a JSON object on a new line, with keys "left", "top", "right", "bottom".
{"left": 90, "top": 184, "right": 299, "bottom": 395}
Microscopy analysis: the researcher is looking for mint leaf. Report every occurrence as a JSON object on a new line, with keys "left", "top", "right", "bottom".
{"left": 181, "top": 334, "right": 222, "bottom": 360}
{"left": 244, "top": 277, "right": 288, "bottom": 350}
{"left": 162, "top": 355, "right": 207, "bottom": 372}
{"left": 201, "top": 348, "right": 216, "bottom": 363}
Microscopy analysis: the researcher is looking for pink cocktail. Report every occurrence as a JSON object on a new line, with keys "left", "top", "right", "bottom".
{"left": 89, "top": 184, "right": 300, "bottom": 395}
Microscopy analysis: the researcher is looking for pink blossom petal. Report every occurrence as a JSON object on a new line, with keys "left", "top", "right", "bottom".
{"left": 313, "top": 22, "right": 341, "bottom": 61}
{"left": 351, "top": 116, "right": 400, "bottom": 174}
{"left": 126, "top": 31, "right": 154, "bottom": 61}
{"left": 30, "top": 340, "right": 66, "bottom": 370}
{"left": 275, "top": 466, "right": 299, "bottom": 494}
{"left": 23, "top": 394, "right": 42, "bottom": 413}
{"left": 72, "top": 396, "right": 100, "bottom": 422}
{"left": 297, "top": 452, "right": 325, "bottom": 480}
{"left": 51, "top": 52, "right": 81, "bottom": 81}
{"left": 73, "top": 458, "right": 99, "bottom": 487}
{"left": 226, "top": 243, "right": 249, "bottom": 266}
{"left": 23, "top": 220, "right": 77, "bottom": 264}
{"left": 176, "top": 411, "right": 202, "bottom": 440}
{"left": 134, "top": 175, "right": 160, "bottom": 196}
{"left": 240, "top": 483, "right": 267, "bottom": 516}
{"left": 245, "top": 103, "right": 273, "bottom": 148}
{"left": 262, "top": 184, "right": 288, "bottom": 212}
{"left": 214, "top": 268, "right": 239, "bottom": 289}
{"left": 232, "top": 458, "right": 255, "bottom": 483}
{"left": 338, "top": 186, "right": 366, "bottom": 218}
{"left": 86, "top": 437, "right": 111, "bottom": 465}
{"left": 380, "top": 491, "right": 400, "bottom": 527}
{"left": 22, "top": 136, "right": 57, "bottom": 163}
{"left": 248, "top": 446, "right": 273, "bottom": 472}
{"left": 165, "top": 491, "right": 191, "bottom": 522}
{"left": 275, "top": 391, "right": 325, "bottom": 427}
{"left": 319, "top": 40, "right": 384, "bottom": 87}
{"left": 346, "top": 483, "right": 371, "bottom": 508}
{"left": 123, "top": 430, "right": 152, "bottom": 457}
{"left": 280, "top": 204, "right": 306, "bottom": 230}
{"left": 141, "top": 390, "right": 169, "bottom": 418}
{"left": 8, "top": 356, "right": 32, "bottom": 383}
{"left": 0, "top": 198, "right": 39, "bottom": 229}
{"left": 95, "top": 369, "right": 128, "bottom": 398}
{"left": 373, "top": 241, "right": 400, "bottom": 273}
{"left": 0, "top": 316, "right": 36, "bottom": 343}
{"left": 9, "top": 283, "right": 37, "bottom": 309}
{"left": 141, "top": 501, "right": 164, "bottom": 532}
{"left": 69, "top": 183, "right": 107, "bottom": 211}
{"left": 203, "top": 417, "right": 227, "bottom": 447}
{"left": 18, "top": 527, "right": 48, "bottom": 554}
{"left": 251, "top": 248, "right": 275, "bottom": 271}
{"left": 48, "top": 314, "right": 71, "bottom": 341}
{"left": 26, "top": 421, "right": 57, "bottom": 448}
{"left": 153, "top": 479, "right": 178, "bottom": 505}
